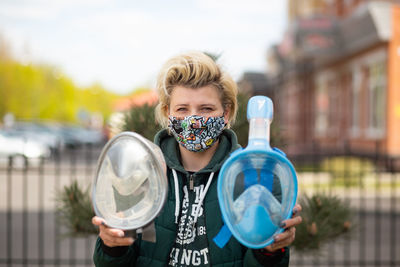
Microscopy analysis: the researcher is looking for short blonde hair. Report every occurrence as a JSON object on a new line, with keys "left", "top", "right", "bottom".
{"left": 155, "top": 51, "right": 238, "bottom": 128}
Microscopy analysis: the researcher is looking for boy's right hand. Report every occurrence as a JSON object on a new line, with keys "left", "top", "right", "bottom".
{"left": 92, "top": 216, "right": 135, "bottom": 247}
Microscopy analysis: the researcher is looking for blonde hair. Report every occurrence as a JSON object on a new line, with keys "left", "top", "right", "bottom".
{"left": 155, "top": 51, "right": 238, "bottom": 128}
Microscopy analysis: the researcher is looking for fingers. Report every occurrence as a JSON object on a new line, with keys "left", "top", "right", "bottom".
{"left": 91, "top": 216, "right": 134, "bottom": 247}
{"left": 99, "top": 229, "right": 134, "bottom": 247}
{"left": 92, "top": 216, "right": 105, "bottom": 226}
{"left": 263, "top": 204, "right": 303, "bottom": 252}
{"left": 293, "top": 203, "right": 302, "bottom": 215}
{"left": 281, "top": 215, "right": 302, "bottom": 229}
{"left": 279, "top": 203, "right": 303, "bottom": 229}
{"left": 270, "top": 227, "right": 296, "bottom": 250}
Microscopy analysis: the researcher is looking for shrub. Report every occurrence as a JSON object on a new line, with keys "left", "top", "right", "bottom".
{"left": 55, "top": 180, "right": 97, "bottom": 237}
{"left": 122, "top": 103, "right": 161, "bottom": 141}
{"left": 231, "top": 92, "right": 284, "bottom": 148}
{"left": 231, "top": 92, "right": 250, "bottom": 147}
{"left": 320, "top": 156, "right": 375, "bottom": 187}
{"left": 292, "top": 193, "right": 354, "bottom": 252}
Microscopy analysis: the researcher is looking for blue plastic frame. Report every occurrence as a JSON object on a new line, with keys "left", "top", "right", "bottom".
{"left": 217, "top": 96, "right": 298, "bottom": 248}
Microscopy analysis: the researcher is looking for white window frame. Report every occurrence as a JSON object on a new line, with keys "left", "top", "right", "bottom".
{"left": 366, "top": 61, "right": 386, "bottom": 139}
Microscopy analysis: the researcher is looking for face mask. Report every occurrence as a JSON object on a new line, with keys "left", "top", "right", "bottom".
{"left": 168, "top": 114, "right": 226, "bottom": 152}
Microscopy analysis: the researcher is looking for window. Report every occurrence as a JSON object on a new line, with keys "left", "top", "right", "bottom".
{"left": 315, "top": 81, "right": 329, "bottom": 136}
{"left": 367, "top": 62, "right": 386, "bottom": 137}
{"left": 351, "top": 68, "right": 361, "bottom": 136}
{"left": 327, "top": 79, "right": 340, "bottom": 135}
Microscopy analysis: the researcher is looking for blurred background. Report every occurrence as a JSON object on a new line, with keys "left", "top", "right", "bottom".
{"left": 1, "top": 0, "right": 400, "bottom": 266}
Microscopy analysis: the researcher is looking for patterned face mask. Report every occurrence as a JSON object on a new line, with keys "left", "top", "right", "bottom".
{"left": 168, "top": 114, "right": 226, "bottom": 152}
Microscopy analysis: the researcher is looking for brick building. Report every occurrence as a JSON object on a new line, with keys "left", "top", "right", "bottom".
{"left": 262, "top": 0, "right": 400, "bottom": 162}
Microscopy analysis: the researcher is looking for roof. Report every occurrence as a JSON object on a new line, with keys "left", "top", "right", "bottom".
{"left": 113, "top": 90, "right": 158, "bottom": 112}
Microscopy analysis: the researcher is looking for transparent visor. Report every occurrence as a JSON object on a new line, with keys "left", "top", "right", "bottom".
{"left": 92, "top": 133, "right": 167, "bottom": 230}
{"left": 220, "top": 152, "right": 296, "bottom": 244}
{"left": 233, "top": 184, "right": 282, "bottom": 226}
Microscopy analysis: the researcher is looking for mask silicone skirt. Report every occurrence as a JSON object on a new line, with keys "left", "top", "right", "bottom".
{"left": 92, "top": 132, "right": 168, "bottom": 235}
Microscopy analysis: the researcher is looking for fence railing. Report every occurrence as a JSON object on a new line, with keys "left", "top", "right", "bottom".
{"left": 0, "top": 145, "right": 100, "bottom": 267}
{"left": 290, "top": 152, "right": 400, "bottom": 266}
{"left": 0, "top": 144, "right": 399, "bottom": 266}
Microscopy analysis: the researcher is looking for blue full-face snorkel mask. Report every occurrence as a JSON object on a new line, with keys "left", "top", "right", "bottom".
{"left": 216, "top": 96, "right": 298, "bottom": 249}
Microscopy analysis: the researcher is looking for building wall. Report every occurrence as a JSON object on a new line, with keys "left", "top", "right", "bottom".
{"left": 272, "top": 65, "right": 315, "bottom": 155}
{"left": 386, "top": 6, "right": 400, "bottom": 156}
{"left": 288, "top": 0, "right": 400, "bottom": 21}
{"left": 313, "top": 45, "right": 389, "bottom": 154}
{"left": 329, "top": 0, "right": 365, "bottom": 17}
{"left": 274, "top": 1, "right": 400, "bottom": 157}
{"left": 288, "top": 0, "right": 329, "bottom": 21}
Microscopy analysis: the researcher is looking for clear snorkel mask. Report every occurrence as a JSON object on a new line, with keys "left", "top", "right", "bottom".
{"left": 92, "top": 132, "right": 168, "bottom": 241}
{"left": 216, "top": 96, "right": 298, "bottom": 249}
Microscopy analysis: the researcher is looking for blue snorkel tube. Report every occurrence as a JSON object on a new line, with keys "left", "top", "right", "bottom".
{"left": 216, "top": 96, "right": 298, "bottom": 249}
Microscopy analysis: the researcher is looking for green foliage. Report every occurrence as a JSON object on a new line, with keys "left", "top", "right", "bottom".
{"left": 292, "top": 193, "right": 354, "bottom": 253}
{"left": 55, "top": 180, "right": 97, "bottom": 237}
{"left": 231, "top": 92, "right": 250, "bottom": 147}
{"left": 321, "top": 156, "right": 375, "bottom": 187}
{"left": 231, "top": 92, "right": 284, "bottom": 148}
{"left": 269, "top": 116, "right": 285, "bottom": 149}
{"left": 0, "top": 40, "right": 121, "bottom": 124}
{"left": 122, "top": 103, "right": 161, "bottom": 140}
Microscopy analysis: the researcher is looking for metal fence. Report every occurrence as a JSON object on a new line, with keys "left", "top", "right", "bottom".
{"left": 290, "top": 150, "right": 400, "bottom": 267}
{"left": 0, "top": 145, "right": 100, "bottom": 267}
{"left": 0, "top": 144, "right": 399, "bottom": 267}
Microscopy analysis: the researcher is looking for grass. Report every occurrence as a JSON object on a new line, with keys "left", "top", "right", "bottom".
{"left": 294, "top": 156, "right": 400, "bottom": 189}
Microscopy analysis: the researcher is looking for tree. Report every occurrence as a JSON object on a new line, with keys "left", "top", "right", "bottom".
{"left": 231, "top": 91, "right": 284, "bottom": 148}
{"left": 122, "top": 103, "right": 161, "bottom": 141}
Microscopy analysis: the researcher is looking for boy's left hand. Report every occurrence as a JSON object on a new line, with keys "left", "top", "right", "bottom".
{"left": 264, "top": 203, "right": 302, "bottom": 252}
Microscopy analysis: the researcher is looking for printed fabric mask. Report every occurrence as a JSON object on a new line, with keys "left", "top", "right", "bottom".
{"left": 168, "top": 114, "right": 226, "bottom": 152}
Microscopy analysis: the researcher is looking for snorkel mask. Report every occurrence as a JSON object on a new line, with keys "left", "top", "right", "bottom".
{"left": 216, "top": 96, "right": 298, "bottom": 249}
{"left": 92, "top": 132, "right": 168, "bottom": 241}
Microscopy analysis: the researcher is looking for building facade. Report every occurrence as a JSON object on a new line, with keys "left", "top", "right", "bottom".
{"left": 264, "top": 1, "right": 400, "bottom": 162}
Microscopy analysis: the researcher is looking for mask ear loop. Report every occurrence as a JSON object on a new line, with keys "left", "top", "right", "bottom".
{"left": 222, "top": 111, "right": 229, "bottom": 129}
{"left": 222, "top": 108, "right": 230, "bottom": 127}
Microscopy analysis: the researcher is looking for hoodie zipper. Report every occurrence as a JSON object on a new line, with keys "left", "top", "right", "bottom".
{"left": 189, "top": 173, "right": 194, "bottom": 190}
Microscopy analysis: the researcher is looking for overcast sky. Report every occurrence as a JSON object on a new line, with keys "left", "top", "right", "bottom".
{"left": 0, "top": 0, "right": 288, "bottom": 95}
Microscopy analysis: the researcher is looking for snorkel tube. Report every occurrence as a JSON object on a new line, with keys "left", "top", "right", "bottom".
{"left": 216, "top": 96, "right": 298, "bottom": 249}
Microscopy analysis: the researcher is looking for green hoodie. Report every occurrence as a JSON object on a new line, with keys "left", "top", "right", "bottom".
{"left": 93, "top": 129, "right": 290, "bottom": 266}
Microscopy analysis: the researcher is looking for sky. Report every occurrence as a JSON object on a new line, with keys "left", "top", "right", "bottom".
{"left": 0, "top": 0, "right": 288, "bottom": 95}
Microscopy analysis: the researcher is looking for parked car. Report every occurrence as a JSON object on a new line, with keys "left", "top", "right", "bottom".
{"left": 0, "top": 130, "right": 51, "bottom": 168}
{"left": 54, "top": 124, "right": 106, "bottom": 148}
{"left": 70, "top": 126, "right": 105, "bottom": 145}
{"left": 9, "top": 122, "right": 65, "bottom": 154}
{"left": 3, "top": 121, "right": 106, "bottom": 153}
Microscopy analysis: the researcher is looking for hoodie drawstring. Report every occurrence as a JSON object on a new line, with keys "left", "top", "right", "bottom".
{"left": 193, "top": 172, "right": 214, "bottom": 226}
{"left": 171, "top": 169, "right": 214, "bottom": 226}
{"left": 172, "top": 169, "right": 180, "bottom": 224}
